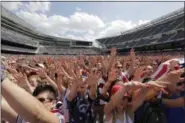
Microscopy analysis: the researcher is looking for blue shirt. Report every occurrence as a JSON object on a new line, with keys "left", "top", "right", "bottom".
{"left": 67, "top": 91, "right": 95, "bottom": 123}
{"left": 163, "top": 91, "right": 185, "bottom": 123}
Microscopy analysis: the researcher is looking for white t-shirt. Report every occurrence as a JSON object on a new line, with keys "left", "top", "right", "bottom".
{"left": 59, "top": 89, "right": 70, "bottom": 123}
{"left": 105, "top": 110, "right": 134, "bottom": 123}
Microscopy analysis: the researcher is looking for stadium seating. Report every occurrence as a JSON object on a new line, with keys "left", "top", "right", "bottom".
{"left": 97, "top": 8, "right": 185, "bottom": 50}
{"left": 1, "top": 27, "right": 39, "bottom": 47}
{"left": 1, "top": 3, "right": 184, "bottom": 55}
{"left": 170, "top": 29, "right": 184, "bottom": 41}
{"left": 1, "top": 44, "right": 36, "bottom": 53}
{"left": 37, "top": 46, "right": 99, "bottom": 55}
{"left": 1, "top": 7, "right": 99, "bottom": 55}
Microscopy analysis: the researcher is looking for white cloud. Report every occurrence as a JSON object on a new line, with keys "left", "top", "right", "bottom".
{"left": 17, "top": 9, "right": 150, "bottom": 41}
{"left": 16, "top": 10, "right": 106, "bottom": 38}
{"left": 4, "top": 2, "right": 151, "bottom": 42}
{"left": 98, "top": 20, "right": 137, "bottom": 38}
{"left": 25, "top": 1, "right": 51, "bottom": 13}
{"left": 1, "top": 2, "right": 23, "bottom": 11}
{"left": 69, "top": 11, "right": 105, "bottom": 30}
{"left": 138, "top": 20, "right": 151, "bottom": 25}
{"left": 76, "top": 7, "right": 82, "bottom": 11}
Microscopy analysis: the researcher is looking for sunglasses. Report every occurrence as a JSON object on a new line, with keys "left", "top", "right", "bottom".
{"left": 117, "top": 66, "right": 123, "bottom": 69}
{"left": 177, "top": 82, "right": 185, "bottom": 86}
{"left": 38, "top": 97, "right": 55, "bottom": 103}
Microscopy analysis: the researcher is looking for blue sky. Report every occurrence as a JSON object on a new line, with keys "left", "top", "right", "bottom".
{"left": 1, "top": 1, "right": 184, "bottom": 41}
{"left": 49, "top": 2, "right": 184, "bottom": 22}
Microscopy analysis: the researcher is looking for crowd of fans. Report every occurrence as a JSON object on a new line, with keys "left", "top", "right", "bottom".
{"left": 1, "top": 48, "right": 185, "bottom": 123}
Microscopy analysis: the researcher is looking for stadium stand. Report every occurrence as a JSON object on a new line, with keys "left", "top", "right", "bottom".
{"left": 1, "top": 3, "right": 184, "bottom": 55}
{"left": 37, "top": 46, "right": 99, "bottom": 55}
{"left": 97, "top": 7, "right": 184, "bottom": 53}
{"left": 1, "top": 4, "right": 99, "bottom": 55}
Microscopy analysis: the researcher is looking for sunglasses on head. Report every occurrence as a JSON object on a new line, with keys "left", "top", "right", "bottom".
{"left": 38, "top": 97, "right": 55, "bottom": 103}
{"left": 177, "top": 81, "right": 185, "bottom": 86}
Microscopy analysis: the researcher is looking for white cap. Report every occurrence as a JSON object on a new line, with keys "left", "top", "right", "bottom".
{"left": 38, "top": 63, "right": 45, "bottom": 69}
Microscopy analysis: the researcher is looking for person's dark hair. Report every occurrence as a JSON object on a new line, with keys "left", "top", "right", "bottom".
{"left": 32, "top": 83, "right": 58, "bottom": 99}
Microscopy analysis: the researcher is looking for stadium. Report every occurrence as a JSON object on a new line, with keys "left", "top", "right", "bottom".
{"left": 1, "top": 2, "right": 185, "bottom": 123}
{"left": 1, "top": 5, "right": 101, "bottom": 55}
{"left": 1, "top": 4, "right": 184, "bottom": 55}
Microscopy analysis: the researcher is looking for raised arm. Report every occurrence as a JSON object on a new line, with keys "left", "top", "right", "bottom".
{"left": 104, "top": 81, "right": 148, "bottom": 114}
{"left": 107, "top": 48, "right": 117, "bottom": 72}
{"left": 36, "top": 68, "right": 58, "bottom": 90}
{"left": 128, "top": 88, "right": 148, "bottom": 112}
{"left": 13, "top": 72, "right": 34, "bottom": 94}
{"left": 104, "top": 84, "right": 128, "bottom": 114}
{"left": 1, "top": 97, "right": 18, "bottom": 123}
{"left": 55, "top": 66, "right": 66, "bottom": 93}
{"left": 66, "top": 69, "right": 83, "bottom": 102}
{"left": 2, "top": 77, "right": 60, "bottom": 123}
{"left": 162, "top": 97, "right": 185, "bottom": 108}
{"left": 127, "top": 48, "right": 136, "bottom": 77}
{"left": 101, "top": 68, "right": 117, "bottom": 97}
{"left": 86, "top": 69, "right": 101, "bottom": 100}
{"left": 145, "top": 68, "right": 184, "bottom": 100}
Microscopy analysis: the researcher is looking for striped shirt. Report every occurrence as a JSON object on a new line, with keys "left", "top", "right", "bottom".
{"left": 120, "top": 72, "right": 129, "bottom": 83}
{"left": 151, "top": 59, "right": 175, "bottom": 80}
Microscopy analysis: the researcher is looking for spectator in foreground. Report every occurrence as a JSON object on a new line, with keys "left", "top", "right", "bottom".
{"left": 1, "top": 74, "right": 65, "bottom": 123}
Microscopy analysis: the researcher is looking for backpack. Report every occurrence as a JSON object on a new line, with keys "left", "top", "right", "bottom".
{"left": 136, "top": 100, "right": 167, "bottom": 123}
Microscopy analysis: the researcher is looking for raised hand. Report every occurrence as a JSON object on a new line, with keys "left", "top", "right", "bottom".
{"left": 86, "top": 68, "right": 102, "bottom": 86}
{"left": 146, "top": 81, "right": 169, "bottom": 94}
{"left": 130, "top": 48, "right": 136, "bottom": 59}
{"left": 21, "top": 64, "right": 38, "bottom": 72}
{"left": 133, "top": 67, "right": 145, "bottom": 81}
{"left": 110, "top": 47, "right": 117, "bottom": 57}
{"left": 63, "top": 61, "right": 70, "bottom": 72}
{"left": 127, "top": 88, "right": 146, "bottom": 112}
{"left": 101, "top": 60, "right": 109, "bottom": 70}
{"left": 158, "top": 68, "right": 184, "bottom": 92}
{"left": 78, "top": 57, "right": 85, "bottom": 66}
{"left": 36, "top": 68, "right": 48, "bottom": 79}
{"left": 13, "top": 72, "right": 27, "bottom": 84}
{"left": 6, "top": 67, "right": 17, "bottom": 75}
{"left": 68, "top": 65, "right": 83, "bottom": 86}
{"left": 13, "top": 72, "right": 33, "bottom": 93}
{"left": 107, "top": 68, "right": 118, "bottom": 83}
